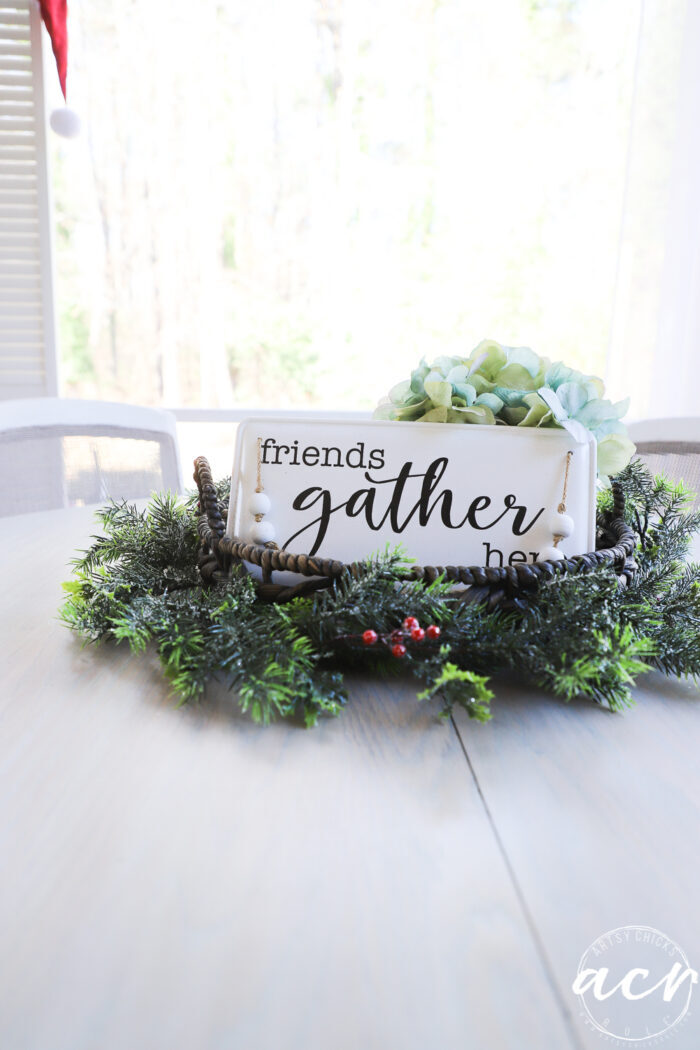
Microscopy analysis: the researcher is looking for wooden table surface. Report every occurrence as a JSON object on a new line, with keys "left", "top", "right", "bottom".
{"left": 1, "top": 505, "right": 699, "bottom": 1050}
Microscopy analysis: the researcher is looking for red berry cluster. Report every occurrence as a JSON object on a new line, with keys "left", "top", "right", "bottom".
{"left": 361, "top": 616, "right": 440, "bottom": 658}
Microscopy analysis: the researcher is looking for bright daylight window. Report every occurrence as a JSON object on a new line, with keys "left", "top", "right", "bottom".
{"left": 49, "top": 0, "right": 688, "bottom": 472}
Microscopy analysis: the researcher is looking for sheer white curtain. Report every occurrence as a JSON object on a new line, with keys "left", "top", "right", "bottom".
{"left": 606, "top": 0, "right": 700, "bottom": 419}
{"left": 651, "top": 0, "right": 700, "bottom": 418}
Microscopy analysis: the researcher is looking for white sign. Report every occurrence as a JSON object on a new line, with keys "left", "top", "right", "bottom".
{"left": 227, "top": 418, "right": 597, "bottom": 571}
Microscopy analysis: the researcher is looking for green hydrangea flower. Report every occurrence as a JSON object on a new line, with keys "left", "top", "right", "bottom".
{"left": 373, "top": 352, "right": 501, "bottom": 425}
{"left": 374, "top": 339, "right": 636, "bottom": 476}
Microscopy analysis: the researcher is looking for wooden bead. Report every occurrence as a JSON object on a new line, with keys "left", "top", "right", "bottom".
{"left": 549, "top": 511, "right": 574, "bottom": 538}
{"left": 537, "top": 546, "right": 565, "bottom": 562}
{"left": 249, "top": 492, "right": 271, "bottom": 516}
{"left": 251, "top": 520, "right": 276, "bottom": 544}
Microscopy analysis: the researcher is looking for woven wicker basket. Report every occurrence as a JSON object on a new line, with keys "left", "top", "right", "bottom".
{"left": 193, "top": 456, "right": 637, "bottom": 609}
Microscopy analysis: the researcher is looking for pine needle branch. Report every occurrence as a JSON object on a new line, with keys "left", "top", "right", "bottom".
{"left": 59, "top": 459, "right": 700, "bottom": 725}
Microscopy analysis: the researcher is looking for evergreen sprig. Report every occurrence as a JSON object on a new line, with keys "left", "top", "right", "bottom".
{"left": 60, "top": 461, "right": 700, "bottom": 726}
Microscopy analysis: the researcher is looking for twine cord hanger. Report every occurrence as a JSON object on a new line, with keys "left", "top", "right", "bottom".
{"left": 255, "top": 438, "right": 264, "bottom": 522}
{"left": 553, "top": 450, "right": 574, "bottom": 549}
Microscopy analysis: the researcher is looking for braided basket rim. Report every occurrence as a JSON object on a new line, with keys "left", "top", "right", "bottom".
{"left": 193, "top": 455, "right": 638, "bottom": 606}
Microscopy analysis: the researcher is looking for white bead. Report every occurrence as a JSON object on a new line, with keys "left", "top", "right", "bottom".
{"left": 251, "top": 520, "right": 275, "bottom": 544}
{"left": 49, "top": 106, "right": 82, "bottom": 139}
{"left": 537, "top": 546, "right": 565, "bottom": 562}
{"left": 548, "top": 511, "right": 574, "bottom": 538}
{"left": 248, "top": 491, "right": 271, "bottom": 516}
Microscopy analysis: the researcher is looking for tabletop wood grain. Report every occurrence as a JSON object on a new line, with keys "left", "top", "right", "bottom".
{"left": 1, "top": 505, "right": 698, "bottom": 1050}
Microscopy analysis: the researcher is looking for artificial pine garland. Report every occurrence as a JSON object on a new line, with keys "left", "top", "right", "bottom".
{"left": 60, "top": 460, "right": 700, "bottom": 726}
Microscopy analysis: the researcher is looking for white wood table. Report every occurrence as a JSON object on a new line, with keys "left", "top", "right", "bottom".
{"left": 1, "top": 505, "right": 699, "bottom": 1050}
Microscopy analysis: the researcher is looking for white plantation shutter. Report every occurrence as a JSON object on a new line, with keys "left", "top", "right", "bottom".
{"left": 0, "top": 0, "right": 57, "bottom": 399}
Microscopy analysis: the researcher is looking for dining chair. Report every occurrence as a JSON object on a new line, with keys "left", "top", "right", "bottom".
{"left": 0, "top": 398, "right": 183, "bottom": 517}
{"left": 627, "top": 418, "right": 700, "bottom": 505}
{"left": 627, "top": 417, "right": 700, "bottom": 560}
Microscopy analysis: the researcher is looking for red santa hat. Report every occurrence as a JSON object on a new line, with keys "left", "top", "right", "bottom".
{"left": 39, "top": 0, "right": 81, "bottom": 138}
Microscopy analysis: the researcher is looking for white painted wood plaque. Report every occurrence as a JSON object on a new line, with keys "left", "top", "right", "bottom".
{"left": 227, "top": 418, "right": 597, "bottom": 570}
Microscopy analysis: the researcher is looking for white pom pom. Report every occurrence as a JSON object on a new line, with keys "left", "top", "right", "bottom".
{"left": 49, "top": 106, "right": 82, "bottom": 139}
{"left": 248, "top": 492, "right": 271, "bottom": 516}
{"left": 549, "top": 511, "right": 574, "bottom": 538}
{"left": 537, "top": 546, "right": 565, "bottom": 562}
{"left": 251, "top": 520, "right": 275, "bottom": 544}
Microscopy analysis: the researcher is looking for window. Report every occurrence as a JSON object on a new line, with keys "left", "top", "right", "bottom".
{"left": 39, "top": 0, "right": 699, "bottom": 453}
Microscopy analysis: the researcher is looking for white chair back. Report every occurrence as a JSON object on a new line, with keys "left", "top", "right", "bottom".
{"left": 0, "top": 399, "right": 183, "bottom": 517}
{"left": 627, "top": 418, "right": 700, "bottom": 560}
{"left": 628, "top": 418, "right": 700, "bottom": 508}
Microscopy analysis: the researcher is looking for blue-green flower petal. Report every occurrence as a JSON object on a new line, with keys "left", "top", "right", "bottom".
{"left": 597, "top": 433, "right": 637, "bottom": 476}
{"left": 537, "top": 386, "right": 567, "bottom": 421}
{"left": 517, "top": 392, "right": 551, "bottom": 427}
{"left": 468, "top": 340, "right": 506, "bottom": 380}
{"left": 576, "top": 396, "right": 630, "bottom": 429}
{"left": 475, "top": 392, "right": 505, "bottom": 414}
{"left": 446, "top": 364, "right": 469, "bottom": 385}
{"left": 544, "top": 362, "right": 578, "bottom": 390}
{"left": 505, "top": 346, "right": 541, "bottom": 377}
{"left": 424, "top": 379, "right": 453, "bottom": 408}
{"left": 418, "top": 406, "right": 449, "bottom": 423}
{"left": 389, "top": 380, "right": 412, "bottom": 404}
{"left": 452, "top": 382, "right": 477, "bottom": 405}
{"left": 446, "top": 404, "right": 496, "bottom": 425}
{"left": 495, "top": 363, "right": 539, "bottom": 391}
{"left": 556, "top": 381, "right": 589, "bottom": 418}
{"left": 493, "top": 385, "right": 529, "bottom": 407}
